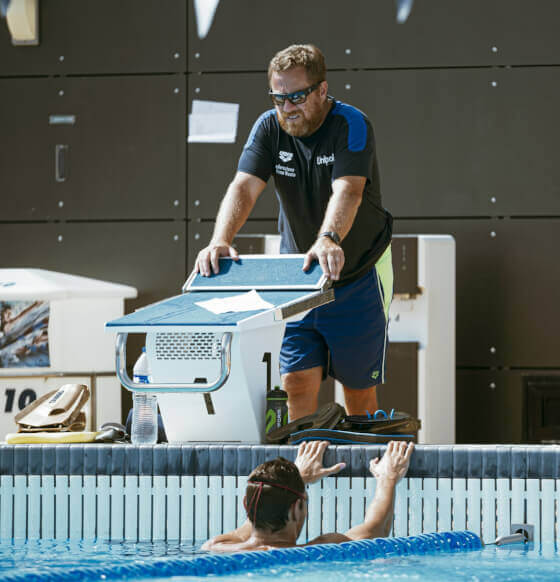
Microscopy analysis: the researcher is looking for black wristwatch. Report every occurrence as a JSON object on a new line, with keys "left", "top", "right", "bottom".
{"left": 319, "top": 231, "right": 341, "bottom": 245}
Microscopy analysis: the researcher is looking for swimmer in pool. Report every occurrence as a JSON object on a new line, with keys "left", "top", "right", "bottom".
{"left": 202, "top": 440, "right": 413, "bottom": 552}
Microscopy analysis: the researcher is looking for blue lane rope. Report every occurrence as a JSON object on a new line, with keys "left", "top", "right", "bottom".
{"left": 0, "top": 531, "right": 482, "bottom": 581}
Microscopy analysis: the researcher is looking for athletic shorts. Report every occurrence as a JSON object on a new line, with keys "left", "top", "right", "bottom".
{"left": 279, "top": 244, "right": 393, "bottom": 389}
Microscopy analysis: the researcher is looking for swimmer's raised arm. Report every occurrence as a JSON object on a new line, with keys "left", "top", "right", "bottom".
{"left": 307, "top": 441, "right": 413, "bottom": 545}
{"left": 344, "top": 441, "right": 414, "bottom": 540}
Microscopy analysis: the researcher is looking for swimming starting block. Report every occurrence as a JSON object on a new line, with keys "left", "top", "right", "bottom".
{"left": 106, "top": 256, "right": 333, "bottom": 443}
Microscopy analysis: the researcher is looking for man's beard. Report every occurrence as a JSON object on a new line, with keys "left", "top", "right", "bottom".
{"left": 277, "top": 103, "right": 325, "bottom": 137}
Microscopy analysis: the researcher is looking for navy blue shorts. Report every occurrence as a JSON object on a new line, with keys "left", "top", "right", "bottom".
{"left": 279, "top": 245, "right": 393, "bottom": 389}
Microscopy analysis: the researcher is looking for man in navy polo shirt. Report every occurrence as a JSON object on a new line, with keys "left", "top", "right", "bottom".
{"left": 195, "top": 44, "right": 393, "bottom": 421}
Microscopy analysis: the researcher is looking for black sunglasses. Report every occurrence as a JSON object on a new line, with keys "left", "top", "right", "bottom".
{"left": 269, "top": 82, "right": 321, "bottom": 106}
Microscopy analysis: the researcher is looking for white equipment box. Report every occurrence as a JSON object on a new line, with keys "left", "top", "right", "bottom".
{"left": 0, "top": 269, "right": 137, "bottom": 436}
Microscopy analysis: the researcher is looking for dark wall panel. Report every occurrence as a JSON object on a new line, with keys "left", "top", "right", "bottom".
{"left": 0, "top": 76, "right": 186, "bottom": 220}
{"left": 55, "top": 76, "right": 186, "bottom": 220}
{"left": 496, "top": 1, "right": 560, "bottom": 65}
{"left": 395, "top": 219, "right": 560, "bottom": 368}
{"left": 187, "top": 73, "right": 278, "bottom": 219}
{"left": 188, "top": 0, "right": 560, "bottom": 71}
{"left": 187, "top": 220, "right": 277, "bottom": 271}
{"left": 0, "top": 0, "right": 186, "bottom": 76}
{"left": 456, "top": 369, "right": 525, "bottom": 444}
{"left": 0, "top": 221, "right": 186, "bottom": 311}
{"left": 329, "top": 69, "right": 497, "bottom": 218}
{"left": 456, "top": 370, "right": 560, "bottom": 444}
{"left": 489, "top": 67, "right": 560, "bottom": 213}
{"left": 328, "top": 68, "right": 560, "bottom": 217}
{"left": 0, "top": 79, "right": 56, "bottom": 220}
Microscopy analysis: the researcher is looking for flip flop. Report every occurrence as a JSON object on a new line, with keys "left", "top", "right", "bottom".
{"left": 266, "top": 402, "right": 346, "bottom": 444}
{"left": 336, "top": 409, "right": 421, "bottom": 434}
{"left": 287, "top": 428, "right": 416, "bottom": 445}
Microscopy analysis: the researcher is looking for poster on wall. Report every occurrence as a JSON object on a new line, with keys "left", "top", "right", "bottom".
{"left": 0, "top": 301, "right": 50, "bottom": 368}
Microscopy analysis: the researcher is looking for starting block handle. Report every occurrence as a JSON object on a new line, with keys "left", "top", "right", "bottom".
{"left": 115, "top": 332, "right": 232, "bottom": 393}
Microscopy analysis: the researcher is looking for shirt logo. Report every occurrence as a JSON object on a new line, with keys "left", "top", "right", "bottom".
{"left": 279, "top": 151, "right": 293, "bottom": 163}
{"left": 316, "top": 153, "right": 335, "bottom": 166}
{"left": 275, "top": 164, "right": 296, "bottom": 178}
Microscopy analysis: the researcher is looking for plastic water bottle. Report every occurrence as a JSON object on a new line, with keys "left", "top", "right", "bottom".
{"left": 131, "top": 347, "right": 158, "bottom": 445}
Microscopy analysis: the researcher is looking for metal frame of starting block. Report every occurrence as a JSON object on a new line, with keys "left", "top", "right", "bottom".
{"left": 106, "top": 255, "right": 333, "bottom": 443}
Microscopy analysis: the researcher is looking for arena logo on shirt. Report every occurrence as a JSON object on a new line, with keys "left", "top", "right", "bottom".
{"left": 316, "top": 153, "right": 335, "bottom": 166}
{"left": 279, "top": 151, "right": 293, "bottom": 162}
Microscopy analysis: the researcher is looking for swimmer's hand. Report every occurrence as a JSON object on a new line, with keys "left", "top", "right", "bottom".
{"left": 369, "top": 441, "right": 414, "bottom": 484}
{"left": 295, "top": 441, "right": 345, "bottom": 484}
{"left": 195, "top": 240, "right": 239, "bottom": 277}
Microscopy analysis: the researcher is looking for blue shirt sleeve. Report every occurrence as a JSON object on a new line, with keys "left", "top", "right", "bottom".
{"left": 331, "top": 105, "right": 375, "bottom": 183}
{"left": 237, "top": 110, "right": 275, "bottom": 183}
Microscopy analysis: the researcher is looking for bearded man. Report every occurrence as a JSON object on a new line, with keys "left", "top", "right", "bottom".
{"left": 195, "top": 44, "right": 393, "bottom": 421}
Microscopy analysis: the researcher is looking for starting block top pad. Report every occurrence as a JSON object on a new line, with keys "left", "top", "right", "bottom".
{"left": 184, "top": 255, "right": 327, "bottom": 292}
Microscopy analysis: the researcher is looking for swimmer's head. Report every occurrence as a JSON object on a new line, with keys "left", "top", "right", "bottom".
{"left": 244, "top": 457, "right": 306, "bottom": 532}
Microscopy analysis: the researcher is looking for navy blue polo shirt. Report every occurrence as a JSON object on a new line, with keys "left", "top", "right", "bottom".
{"left": 238, "top": 99, "right": 392, "bottom": 285}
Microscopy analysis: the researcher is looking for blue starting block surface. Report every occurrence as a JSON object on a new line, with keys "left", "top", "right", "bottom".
{"left": 107, "top": 256, "right": 333, "bottom": 329}
{"left": 106, "top": 290, "right": 319, "bottom": 327}
{"left": 184, "top": 255, "right": 326, "bottom": 291}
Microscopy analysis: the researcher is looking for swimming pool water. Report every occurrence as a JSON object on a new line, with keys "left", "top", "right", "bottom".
{"left": 0, "top": 540, "right": 558, "bottom": 582}
{"left": 140, "top": 545, "right": 559, "bottom": 582}
{"left": 0, "top": 539, "right": 202, "bottom": 576}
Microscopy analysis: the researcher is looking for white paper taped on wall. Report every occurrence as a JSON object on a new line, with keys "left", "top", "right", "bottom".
{"left": 194, "top": 0, "right": 221, "bottom": 39}
{"left": 188, "top": 100, "right": 240, "bottom": 144}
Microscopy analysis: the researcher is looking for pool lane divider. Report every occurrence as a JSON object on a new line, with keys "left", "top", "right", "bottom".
{"left": 0, "top": 531, "right": 482, "bottom": 581}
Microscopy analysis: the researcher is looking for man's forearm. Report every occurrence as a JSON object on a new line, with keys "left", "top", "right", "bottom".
{"left": 318, "top": 178, "right": 364, "bottom": 241}
{"left": 211, "top": 182, "right": 258, "bottom": 245}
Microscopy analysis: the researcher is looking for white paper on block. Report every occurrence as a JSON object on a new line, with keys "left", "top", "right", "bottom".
{"left": 195, "top": 290, "right": 273, "bottom": 314}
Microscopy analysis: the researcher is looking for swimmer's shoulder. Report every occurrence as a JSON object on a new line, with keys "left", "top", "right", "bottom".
{"left": 305, "top": 532, "right": 352, "bottom": 545}
{"left": 202, "top": 538, "right": 271, "bottom": 553}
